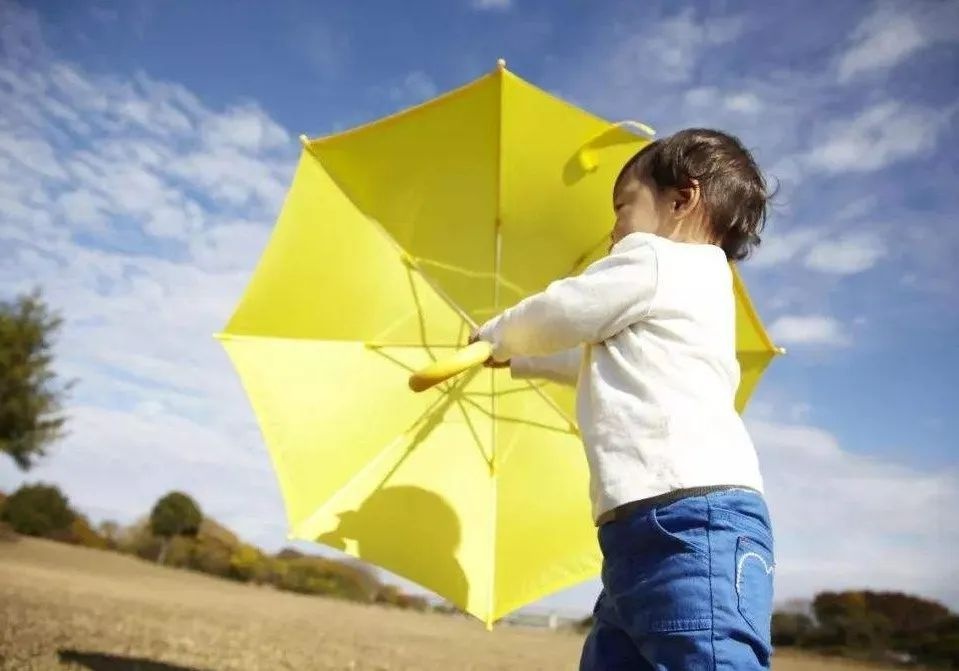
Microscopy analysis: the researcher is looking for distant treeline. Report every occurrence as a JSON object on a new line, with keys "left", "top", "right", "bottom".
{"left": 0, "top": 483, "right": 439, "bottom": 614}
{"left": 771, "top": 591, "right": 958, "bottom": 668}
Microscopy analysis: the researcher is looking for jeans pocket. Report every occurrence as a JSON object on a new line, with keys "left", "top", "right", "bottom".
{"left": 735, "top": 535, "right": 775, "bottom": 645}
{"left": 648, "top": 502, "right": 707, "bottom": 556}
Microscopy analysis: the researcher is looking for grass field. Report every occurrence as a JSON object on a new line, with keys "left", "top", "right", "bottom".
{"left": 0, "top": 537, "right": 899, "bottom": 670}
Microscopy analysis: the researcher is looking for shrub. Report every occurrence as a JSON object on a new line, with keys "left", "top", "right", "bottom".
{"left": 0, "top": 483, "right": 74, "bottom": 536}
{"left": 46, "top": 514, "right": 108, "bottom": 549}
{"left": 271, "top": 556, "right": 371, "bottom": 600}
{"left": 188, "top": 534, "right": 233, "bottom": 577}
{"left": 772, "top": 612, "right": 815, "bottom": 647}
{"left": 230, "top": 544, "right": 271, "bottom": 584}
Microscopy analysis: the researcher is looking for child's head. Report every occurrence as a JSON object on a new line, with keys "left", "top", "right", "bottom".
{"left": 611, "top": 128, "right": 770, "bottom": 261}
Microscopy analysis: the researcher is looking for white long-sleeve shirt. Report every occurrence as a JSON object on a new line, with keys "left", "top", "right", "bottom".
{"left": 476, "top": 231, "right": 764, "bottom": 521}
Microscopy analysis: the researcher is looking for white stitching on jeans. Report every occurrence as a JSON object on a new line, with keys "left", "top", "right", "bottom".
{"left": 736, "top": 551, "right": 774, "bottom": 595}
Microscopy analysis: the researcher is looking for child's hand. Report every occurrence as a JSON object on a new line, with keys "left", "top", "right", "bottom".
{"left": 469, "top": 331, "right": 510, "bottom": 369}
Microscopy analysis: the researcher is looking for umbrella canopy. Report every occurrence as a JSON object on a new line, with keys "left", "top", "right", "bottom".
{"left": 217, "top": 61, "right": 780, "bottom": 627}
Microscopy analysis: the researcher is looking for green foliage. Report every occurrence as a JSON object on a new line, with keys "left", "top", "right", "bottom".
{"left": 46, "top": 513, "right": 109, "bottom": 549}
{"left": 114, "top": 517, "right": 160, "bottom": 558}
{"left": 271, "top": 556, "right": 372, "bottom": 601}
{"left": 1, "top": 487, "right": 447, "bottom": 618}
{"left": 0, "top": 483, "right": 74, "bottom": 536}
{"left": 777, "top": 590, "right": 958, "bottom": 668}
{"left": 230, "top": 544, "right": 272, "bottom": 583}
{"left": 188, "top": 534, "right": 233, "bottom": 577}
{"left": 917, "top": 616, "right": 959, "bottom": 668}
{"left": 771, "top": 612, "right": 815, "bottom": 647}
{"left": 149, "top": 492, "right": 202, "bottom": 539}
{"left": 0, "top": 290, "right": 71, "bottom": 470}
{"left": 375, "top": 585, "right": 430, "bottom": 612}
{"left": 161, "top": 535, "right": 195, "bottom": 568}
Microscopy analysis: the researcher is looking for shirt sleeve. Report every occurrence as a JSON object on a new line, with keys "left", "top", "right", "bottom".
{"left": 510, "top": 347, "right": 583, "bottom": 387}
{"left": 476, "top": 240, "right": 658, "bottom": 361}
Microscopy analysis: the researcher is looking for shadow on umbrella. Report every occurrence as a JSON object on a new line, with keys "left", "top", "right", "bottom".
{"left": 318, "top": 485, "right": 468, "bottom": 609}
{"left": 57, "top": 649, "right": 209, "bottom": 671}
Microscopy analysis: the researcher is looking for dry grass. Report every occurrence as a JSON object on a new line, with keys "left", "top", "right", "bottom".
{"left": 0, "top": 537, "right": 897, "bottom": 670}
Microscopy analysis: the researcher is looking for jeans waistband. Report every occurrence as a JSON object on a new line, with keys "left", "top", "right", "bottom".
{"left": 596, "top": 485, "right": 760, "bottom": 527}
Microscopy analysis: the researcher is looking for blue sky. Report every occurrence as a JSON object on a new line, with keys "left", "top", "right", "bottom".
{"left": 1, "top": 0, "right": 957, "bottom": 616}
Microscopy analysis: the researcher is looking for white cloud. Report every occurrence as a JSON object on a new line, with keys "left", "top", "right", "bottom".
{"left": 684, "top": 87, "right": 764, "bottom": 115}
{"left": 387, "top": 71, "right": 439, "bottom": 107}
{"left": 724, "top": 92, "right": 764, "bottom": 114}
{"left": 769, "top": 315, "right": 850, "bottom": 347}
{"left": 838, "top": 6, "right": 926, "bottom": 81}
{"left": 804, "top": 231, "right": 886, "bottom": 274}
{"left": 837, "top": 1, "right": 959, "bottom": 81}
{"left": 0, "top": 5, "right": 297, "bottom": 550}
{"left": 806, "top": 101, "right": 950, "bottom": 173}
{"left": 750, "top": 228, "right": 819, "bottom": 268}
{"left": 535, "top": 412, "right": 959, "bottom": 613}
{"left": 471, "top": 0, "right": 511, "bottom": 10}
{"left": 606, "top": 10, "right": 746, "bottom": 85}
{"left": 750, "top": 417, "right": 959, "bottom": 607}
{"left": 201, "top": 104, "right": 289, "bottom": 152}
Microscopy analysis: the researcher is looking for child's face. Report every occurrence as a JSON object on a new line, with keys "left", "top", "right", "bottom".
{"left": 610, "top": 169, "right": 672, "bottom": 249}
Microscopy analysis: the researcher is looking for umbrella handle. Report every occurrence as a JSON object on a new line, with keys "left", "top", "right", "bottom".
{"left": 409, "top": 341, "right": 493, "bottom": 392}
{"left": 578, "top": 120, "right": 656, "bottom": 172}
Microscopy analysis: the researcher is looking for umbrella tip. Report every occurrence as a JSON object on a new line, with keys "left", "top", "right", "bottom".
{"left": 299, "top": 134, "right": 310, "bottom": 148}
{"left": 496, "top": 58, "right": 507, "bottom": 71}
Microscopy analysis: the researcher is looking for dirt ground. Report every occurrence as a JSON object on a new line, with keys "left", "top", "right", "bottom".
{"left": 0, "top": 537, "right": 898, "bottom": 670}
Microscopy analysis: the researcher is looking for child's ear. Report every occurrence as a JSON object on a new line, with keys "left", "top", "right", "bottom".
{"left": 674, "top": 180, "right": 702, "bottom": 219}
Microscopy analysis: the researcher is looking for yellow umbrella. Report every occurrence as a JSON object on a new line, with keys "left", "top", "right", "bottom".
{"left": 217, "top": 60, "right": 781, "bottom": 627}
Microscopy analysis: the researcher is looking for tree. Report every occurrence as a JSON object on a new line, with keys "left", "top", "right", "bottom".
{"left": 0, "top": 290, "right": 71, "bottom": 469}
{"left": 149, "top": 491, "right": 202, "bottom": 564}
{"left": 772, "top": 611, "right": 815, "bottom": 647}
{"left": 0, "top": 483, "right": 74, "bottom": 536}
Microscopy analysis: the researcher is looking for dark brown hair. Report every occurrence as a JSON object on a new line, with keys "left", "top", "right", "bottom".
{"left": 615, "top": 128, "right": 772, "bottom": 261}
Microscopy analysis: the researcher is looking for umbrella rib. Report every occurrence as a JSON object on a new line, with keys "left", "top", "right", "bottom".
{"left": 463, "top": 381, "right": 548, "bottom": 397}
{"left": 367, "top": 347, "right": 419, "bottom": 375}
{"left": 300, "top": 147, "right": 480, "bottom": 332}
{"left": 292, "top": 369, "right": 485, "bottom": 541}
{"left": 403, "top": 253, "right": 478, "bottom": 329}
{"left": 488, "top": 79, "right": 506, "bottom": 629}
{"left": 379, "top": 367, "right": 485, "bottom": 488}
{"left": 406, "top": 263, "right": 441, "bottom": 364}
{"left": 523, "top": 380, "right": 579, "bottom": 432}
{"left": 291, "top": 389, "right": 453, "bottom": 540}
{"left": 458, "top": 396, "right": 575, "bottom": 436}
{"left": 413, "top": 257, "right": 529, "bottom": 301}
{"left": 366, "top": 343, "right": 464, "bottom": 349}
{"left": 454, "top": 394, "right": 493, "bottom": 470}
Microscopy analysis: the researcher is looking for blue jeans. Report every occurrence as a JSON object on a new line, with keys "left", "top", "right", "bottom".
{"left": 580, "top": 488, "right": 775, "bottom": 670}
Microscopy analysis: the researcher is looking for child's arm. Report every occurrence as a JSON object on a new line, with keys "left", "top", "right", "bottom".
{"left": 510, "top": 348, "right": 582, "bottom": 387}
{"left": 476, "top": 241, "right": 657, "bottom": 361}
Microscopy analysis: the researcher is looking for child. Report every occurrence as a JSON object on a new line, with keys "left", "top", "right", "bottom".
{"left": 473, "top": 129, "right": 775, "bottom": 670}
